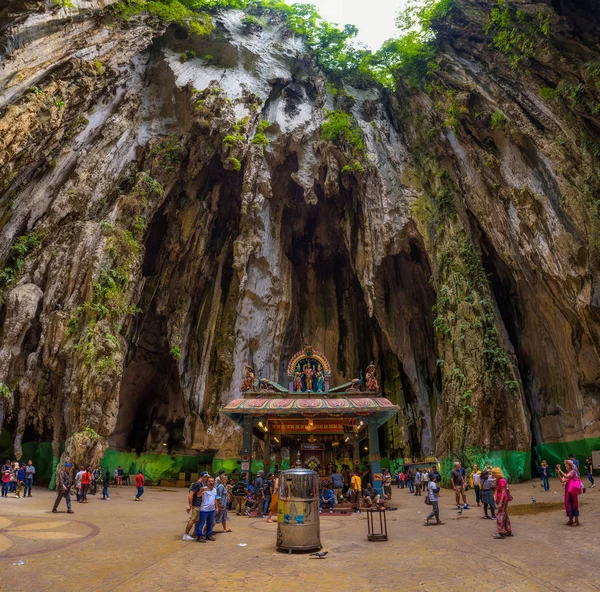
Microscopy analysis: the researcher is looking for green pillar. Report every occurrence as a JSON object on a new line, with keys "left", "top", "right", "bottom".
{"left": 352, "top": 436, "right": 360, "bottom": 469}
{"left": 368, "top": 416, "right": 382, "bottom": 495}
{"left": 263, "top": 431, "right": 271, "bottom": 475}
{"left": 242, "top": 415, "right": 253, "bottom": 487}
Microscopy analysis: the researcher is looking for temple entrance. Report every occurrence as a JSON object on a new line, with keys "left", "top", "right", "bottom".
{"left": 221, "top": 344, "right": 399, "bottom": 493}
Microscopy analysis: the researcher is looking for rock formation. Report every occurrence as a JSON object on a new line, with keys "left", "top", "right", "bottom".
{"left": 0, "top": 0, "right": 598, "bottom": 476}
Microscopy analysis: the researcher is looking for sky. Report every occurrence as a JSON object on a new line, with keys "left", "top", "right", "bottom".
{"left": 289, "top": 0, "right": 410, "bottom": 50}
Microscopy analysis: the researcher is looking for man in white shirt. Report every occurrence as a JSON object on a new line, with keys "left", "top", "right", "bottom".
{"left": 75, "top": 466, "right": 85, "bottom": 502}
{"left": 196, "top": 477, "right": 219, "bottom": 543}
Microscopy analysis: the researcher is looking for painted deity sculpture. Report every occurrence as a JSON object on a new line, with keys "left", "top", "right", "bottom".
{"left": 294, "top": 364, "right": 302, "bottom": 392}
{"left": 365, "top": 361, "right": 379, "bottom": 392}
{"left": 241, "top": 363, "right": 255, "bottom": 392}
{"left": 316, "top": 364, "right": 324, "bottom": 392}
{"left": 303, "top": 363, "right": 313, "bottom": 391}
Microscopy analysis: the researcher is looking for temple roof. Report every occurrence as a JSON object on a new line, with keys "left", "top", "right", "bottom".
{"left": 221, "top": 396, "right": 399, "bottom": 427}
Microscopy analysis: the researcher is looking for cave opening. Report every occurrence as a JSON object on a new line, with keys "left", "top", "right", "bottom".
{"left": 110, "top": 156, "right": 242, "bottom": 455}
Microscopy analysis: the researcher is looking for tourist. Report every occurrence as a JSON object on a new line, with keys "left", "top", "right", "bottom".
{"left": 91, "top": 467, "right": 101, "bottom": 496}
{"left": 585, "top": 457, "right": 595, "bottom": 488}
{"left": 183, "top": 474, "right": 205, "bottom": 540}
{"left": 331, "top": 467, "right": 344, "bottom": 502}
{"left": 557, "top": 459, "right": 582, "bottom": 526}
{"left": 492, "top": 468, "right": 512, "bottom": 538}
{"left": 382, "top": 469, "right": 392, "bottom": 500}
{"left": 351, "top": 469, "right": 362, "bottom": 513}
{"left": 75, "top": 465, "right": 84, "bottom": 502}
{"left": 215, "top": 477, "right": 232, "bottom": 532}
{"left": 244, "top": 479, "right": 257, "bottom": 516}
{"left": 1, "top": 460, "right": 10, "bottom": 497}
{"left": 226, "top": 478, "right": 235, "bottom": 510}
{"left": 320, "top": 483, "right": 335, "bottom": 513}
{"left": 399, "top": 470, "right": 405, "bottom": 489}
{"left": 362, "top": 482, "right": 380, "bottom": 508}
{"left": 407, "top": 469, "right": 415, "bottom": 493}
{"left": 422, "top": 468, "right": 430, "bottom": 495}
{"left": 262, "top": 473, "right": 272, "bottom": 516}
{"left": 480, "top": 469, "right": 496, "bottom": 520}
{"left": 568, "top": 453, "right": 579, "bottom": 471}
{"left": 215, "top": 469, "right": 226, "bottom": 487}
{"left": 253, "top": 470, "right": 265, "bottom": 516}
{"left": 470, "top": 464, "right": 482, "bottom": 507}
{"left": 451, "top": 461, "right": 469, "bottom": 510}
{"left": 196, "top": 476, "right": 218, "bottom": 542}
{"left": 14, "top": 463, "right": 25, "bottom": 498}
{"left": 134, "top": 469, "right": 145, "bottom": 501}
{"left": 117, "top": 465, "right": 124, "bottom": 487}
{"left": 24, "top": 460, "right": 35, "bottom": 497}
{"left": 414, "top": 468, "right": 422, "bottom": 496}
{"left": 424, "top": 473, "right": 444, "bottom": 526}
{"left": 265, "top": 471, "right": 280, "bottom": 523}
{"left": 102, "top": 470, "right": 110, "bottom": 500}
{"left": 9, "top": 462, "right": 16, "bottom": 493}
{"left": 52, "top": 463, "right": 74, "bottom": 514}
{"left": 80, "top": 466, "right": 91, "bottom": 503}
{"left": 540, "top": 460, "right": 550, "bottom": 491}
{"left": 233, "top": 473, "right": 247, "bottom": 516}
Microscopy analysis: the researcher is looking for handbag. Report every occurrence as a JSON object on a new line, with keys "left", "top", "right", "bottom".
{"left": 506, "top": 487, "right": 513, "bottom": 502}
{"left": 424, "top": 496, "right": 432, "bottom": 505}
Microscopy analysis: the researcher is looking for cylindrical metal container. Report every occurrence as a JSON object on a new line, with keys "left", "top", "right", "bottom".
{"left": 276, "top": 468, "right": 321, "bottom": 552}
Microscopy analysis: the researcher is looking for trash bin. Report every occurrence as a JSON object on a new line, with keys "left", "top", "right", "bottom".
{"left": 276, "top": 468, "right": 321, "bottom": 552}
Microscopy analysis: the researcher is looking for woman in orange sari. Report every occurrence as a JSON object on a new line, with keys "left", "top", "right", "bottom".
{"left": 492, "top": 468, "right": 513, "bottom": 539}
{"left": 557, "top": 459, "right": 581, "bottom": 526}
{"left": 265, "top": 471, "right": 279, "bottom": 523}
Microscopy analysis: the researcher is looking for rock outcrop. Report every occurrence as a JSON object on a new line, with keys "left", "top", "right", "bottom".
{"left": 0, "top": 0, "right": 598, "bottom": 471}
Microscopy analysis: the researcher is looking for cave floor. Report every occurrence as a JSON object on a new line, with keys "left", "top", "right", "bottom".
{"left": 0, "top": 480, "right": 599, "bottom": 591}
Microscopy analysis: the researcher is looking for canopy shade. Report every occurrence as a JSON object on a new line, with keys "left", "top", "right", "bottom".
{"left": 221, "top": 396, "right": 400, "bottom": 427}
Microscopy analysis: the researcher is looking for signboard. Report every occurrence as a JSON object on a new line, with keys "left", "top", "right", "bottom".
{"left": 241, "top": 462, "right": 250, "bottom": 471}
{"left": 274, "top": 420, "right": 345, "bottom": 434}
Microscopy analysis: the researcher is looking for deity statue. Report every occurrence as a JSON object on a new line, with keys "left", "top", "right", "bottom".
{"left": 258, "top": 377, "right": 274, "bottom": 391}
{"left": 365, "top": 361, "right": 379, "bottom": 392}
{"left": 303, "top": 363, "right": 313, "bottom": 391}
{"left": 241, "top": 363, "right": 255, "bottom": 392}
{"left": 315, "top": 363, "right": 324, "bottom": 392}
{"left": 294, "top": 365, "right": 302, "bottom": 392}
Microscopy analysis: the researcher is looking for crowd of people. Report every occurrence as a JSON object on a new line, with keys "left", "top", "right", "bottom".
{"left": 3, "top": 451, "right": 595, "bottom": 541}
{"left": 1, "top": 459, "right": 36, "bottom": 498}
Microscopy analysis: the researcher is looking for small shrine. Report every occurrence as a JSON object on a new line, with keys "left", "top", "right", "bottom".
{"left": 221, "top": 344, "right": 399, "bottom": 494}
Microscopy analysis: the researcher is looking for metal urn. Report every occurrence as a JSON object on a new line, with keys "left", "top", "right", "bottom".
{"left": 276, "top": 468, "right": 321, "bottom": 553}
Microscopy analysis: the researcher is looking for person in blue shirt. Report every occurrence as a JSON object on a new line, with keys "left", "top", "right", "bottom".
{"left": 569, "top": 454, "right": 579, "bottom": 471}
{"left": 15, "top": 464, "right": 26, "bottom": 498}
{"left": 320, "top": 484, "right": 335, "bottom": 513}
{"left": 24, "top": 460, "right": 36, "bottom": 497}
{"left": 540, "top": 460, "right": 550, "bottom": 491}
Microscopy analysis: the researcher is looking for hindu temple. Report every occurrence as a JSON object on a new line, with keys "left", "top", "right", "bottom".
{"left": 221, "top": 345, "right": 399, "bottom": 493}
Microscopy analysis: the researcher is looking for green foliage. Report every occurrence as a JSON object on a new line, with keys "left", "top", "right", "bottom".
{"left": 53, "top": 98, "right": 66, "bottom": 110}
{"left": 170, "top": 345, "right": 182, "bottom": 359}
{"left": 179, "top": 50, "right": 196, "bottom": 62}
{"left": 484, "top": 0, "right": 551, "bottom": 67}
{"left": 113, "top": 0, "right": 214, "bottom": 37}
{"left": 490, "top": 110, "right": 506, "bottom": 130}
{"left": 0, "top": 232, "right": 41, "bottom": 292}
{"left": 0, "top": 382, "right": 12, "bottom": 400}
{"left": 256, "top": 120, "right": 269, "bottom": 133}
{"left": 251, "top": 133, "right": 269, "bottom": 148}
{"left": 203, "top": 54, "right": 213, "bottom": 62}
{"left": 28, "top": 86, "right": 42, "bottom": 96}
{"left": 222, "top": 134, "right": 243, "bottom": 147}
{"left": 539, "top": 87, "right": 559, "bottom": 100}
{"left": 81, "top": 427, "right": 101, "bottom": 441}
{"left": 149, "top": 137, "right": 182, "bottom": 170}
{"left": 321, "top": 110, "right": 367, "bottom": 173}
{"left": 224, "top": 157, "right": 241, "bottom": 171}
{"left": 54, "top": 0, "right": 75, "bottom": 8}
{"left": 92, "top": 59, "right": 105, "bottom": 75}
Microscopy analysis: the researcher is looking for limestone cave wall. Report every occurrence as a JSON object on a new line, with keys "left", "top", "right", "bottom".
{"left": 0, "top": 0, "right": 598, "bottom": 471}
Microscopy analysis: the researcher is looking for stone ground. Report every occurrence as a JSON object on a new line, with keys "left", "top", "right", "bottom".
{"left": 0, "top": 479, "right": 599, "bottom": 591}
